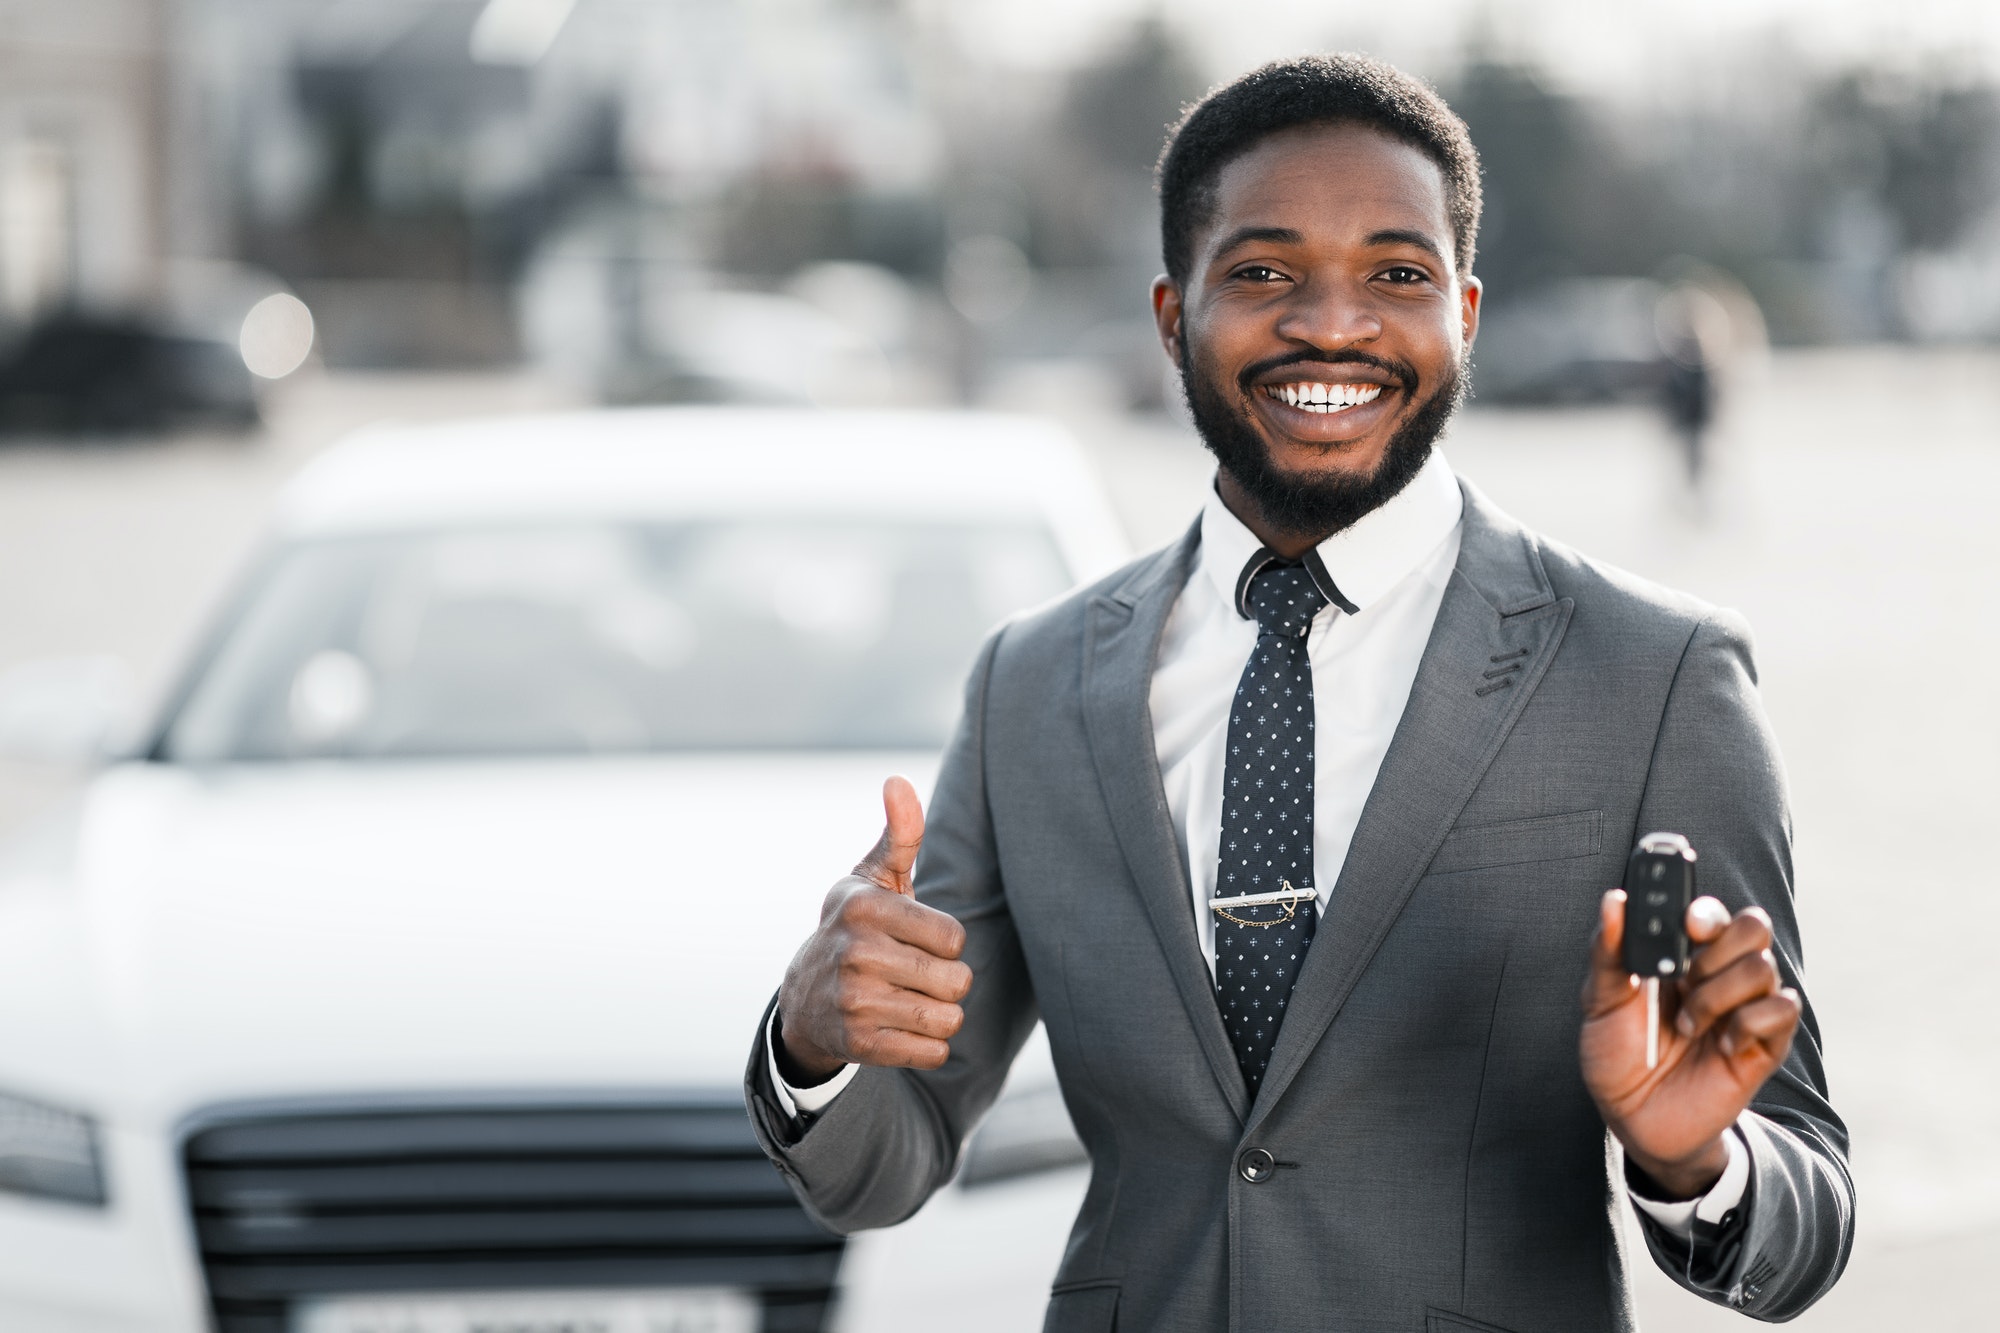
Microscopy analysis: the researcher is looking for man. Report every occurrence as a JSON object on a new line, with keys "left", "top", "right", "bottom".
{"left": 745, "top": 55, "right": 1851, "bottom": 1332}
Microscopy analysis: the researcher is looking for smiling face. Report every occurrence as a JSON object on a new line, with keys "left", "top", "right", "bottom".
{"left": 1153, "top": 121, "right": 1481, "bottom": 552}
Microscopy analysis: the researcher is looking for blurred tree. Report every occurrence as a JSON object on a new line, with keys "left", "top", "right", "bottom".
{"left": 1444, "top": 60, "right": 1693, "bottom": 299}
{"left": 1066, "top": 19, "right": 1206, "bottom": 178}
{"left": 1797, "top": 71, "right": 2000, "bottom": 254}
{"left": 1026, "top": 19, "right": 1207, "bottom": 269}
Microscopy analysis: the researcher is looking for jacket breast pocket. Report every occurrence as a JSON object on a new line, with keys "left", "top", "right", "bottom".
{"left": 1428, "top": 809, "right": 1603, "bottom": 875}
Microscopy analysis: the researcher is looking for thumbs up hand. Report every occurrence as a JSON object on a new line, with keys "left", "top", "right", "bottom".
{"left": 774, "top": 777, "right": 973, "bottom": 1081}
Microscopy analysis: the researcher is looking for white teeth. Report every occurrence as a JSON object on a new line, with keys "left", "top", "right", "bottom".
{"left": 1267, "top": 382, "right": 1385, "bottom": 413}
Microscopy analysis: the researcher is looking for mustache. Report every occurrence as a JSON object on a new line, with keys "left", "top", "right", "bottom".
{"left": 1237, "top": 347, "right": 1418, "bottom": 394}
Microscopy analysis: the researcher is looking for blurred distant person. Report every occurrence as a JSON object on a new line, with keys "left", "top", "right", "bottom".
{"left": 745, "top": 55, "right": 1851, "bottom": 1331}
{"left": 1662, "top": 332, "right": 1715, "bottom": 485}
{"left": 1656, "top": 282, "right": 1733, "bottom": 495}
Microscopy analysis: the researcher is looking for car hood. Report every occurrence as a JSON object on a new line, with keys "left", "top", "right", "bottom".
{"left": 0, "top": 754, "right": 936, "bottom": 1128}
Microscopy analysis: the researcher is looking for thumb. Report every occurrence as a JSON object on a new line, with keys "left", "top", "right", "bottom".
{"left": 854, "top": 775, "right": 925, "bottom": 895}
{"left": 1583, "top": 889, "right": 1641, "bottom": 1015}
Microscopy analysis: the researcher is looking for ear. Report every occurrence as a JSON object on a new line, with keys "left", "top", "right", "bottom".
{"left": 1151, "top": 275, "right": 1185, "bottom": 369}
{"left": 1459, "top": 274, "right": 1483, "bottom": 351}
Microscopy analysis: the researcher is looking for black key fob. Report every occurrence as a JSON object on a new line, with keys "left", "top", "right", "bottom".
{"left": 1621, "top": 832, "right": 1696, "bottom": 978}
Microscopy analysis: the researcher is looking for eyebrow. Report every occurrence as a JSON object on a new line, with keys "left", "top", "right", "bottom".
{"left": 1363, "top": 228, "right": 1448, "bottom": 263}
{"left": 1208, "top": 224, "right": 1450, "bottom": 265}
{"left": 1210, "top": 225, "right": 1306, "bottom": 257}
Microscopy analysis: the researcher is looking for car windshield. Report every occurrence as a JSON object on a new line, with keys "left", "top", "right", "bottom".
{"left": 159, "top": 517, "right": 1069, "bottom": 760}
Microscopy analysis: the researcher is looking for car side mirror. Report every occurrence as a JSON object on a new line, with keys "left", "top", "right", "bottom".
{"left": 0, "top": 656, "right": 141, "bottom": 764}
{"left": 957, "top": 1028, "right": 1087, "bottom": 1189}
{"left": 957, "top": 1082, "right": 1088, "bottom": 1189}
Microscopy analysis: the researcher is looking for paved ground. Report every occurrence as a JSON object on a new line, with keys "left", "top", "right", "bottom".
{"left": 0, "top": 349, "right": 1991, "bottom": 1326}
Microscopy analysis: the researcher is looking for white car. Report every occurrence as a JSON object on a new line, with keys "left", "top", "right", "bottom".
{"left": 0, "top": 409, "right": 1126, "bottom": 1333}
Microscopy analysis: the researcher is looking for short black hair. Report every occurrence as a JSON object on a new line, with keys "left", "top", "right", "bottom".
{"left": 1156, "top": 54, "right": 1482, "bottom": 285}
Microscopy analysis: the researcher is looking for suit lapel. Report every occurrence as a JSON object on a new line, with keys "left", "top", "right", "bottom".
{"left": 1244, "top": 482, "right": 1574, "bottom": 1133}
{"left": 1081, "top": 518, "right": 1251, "bottom": 1121}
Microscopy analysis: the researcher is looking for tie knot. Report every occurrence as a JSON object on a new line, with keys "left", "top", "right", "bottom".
{"left": 1245, "top": 564, "right": 1327, "bottom": 638}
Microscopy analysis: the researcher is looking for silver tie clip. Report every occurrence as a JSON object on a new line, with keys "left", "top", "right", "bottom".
{"left": 1208, "top": 884, "right": 1318, "bottom": 910}
{"left": 1209, "top": 880, "right": 1317, "bottom": 927}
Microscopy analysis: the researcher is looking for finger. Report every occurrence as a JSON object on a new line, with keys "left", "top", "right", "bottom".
{"left": 872, "top": 893, "right": 968, "bottom": 961}
{"left": 1675, "top": 947, "right": 1781, "bottom": 1040}
{"left": 1582, "top": 889, "right": 1643, "bottom": 1014}
{"left": 848, "top": 933, "right": 974, "bottom": 1002}
{"left": 1684, "top": 895, "right": 1734, "bottom": 944}
{"left": 1685, "top": 906, "right": 1774, "bottom": 984}
{"left": 847, "top": 1026, "right": 953, "bottom": 1071}
{"left": 854, "top": 775, "right": 926, "bottom": 894}
{"left": 826, "top": 881, "right": 968, "bottom": 964}
{"left": 847, "top": 988, "right": 966, "bottom": 1042}
{"left": 1718, "top": 988, "right": 1802, "bottom": 1063}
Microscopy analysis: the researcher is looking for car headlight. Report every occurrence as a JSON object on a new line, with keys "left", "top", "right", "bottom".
{"left": 0, "top": 1089, "right": 107, "bottom": 1207}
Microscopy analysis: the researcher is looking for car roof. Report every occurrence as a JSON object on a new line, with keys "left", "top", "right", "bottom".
{"left": 275, "top": 407, "right": 1133, "bottom": 581}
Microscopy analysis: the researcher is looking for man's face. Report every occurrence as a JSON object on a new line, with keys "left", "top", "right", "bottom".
{"left": 1152, "top": 122, "right": 1481, "bottom": 542}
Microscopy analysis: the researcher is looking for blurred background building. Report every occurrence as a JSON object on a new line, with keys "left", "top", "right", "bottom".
{"left": 7, "top": 0, "right": 1997, "bottom": 424}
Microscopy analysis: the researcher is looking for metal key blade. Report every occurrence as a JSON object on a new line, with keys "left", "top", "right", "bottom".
{"left": 1643, "top": 977, "right": 1661, "bottom": 1070}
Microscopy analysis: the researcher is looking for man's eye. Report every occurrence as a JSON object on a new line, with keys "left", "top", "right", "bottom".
{"left": 1380, "top": 266, "right": 1429, "bottom": 284}
{"left": 1233, "top": 265, "right": 1287, "bottom": 283}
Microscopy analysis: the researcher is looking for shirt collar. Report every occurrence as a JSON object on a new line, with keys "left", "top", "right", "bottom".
{"left": 1198, "top": 448, "right": 1464, "bottom": 619}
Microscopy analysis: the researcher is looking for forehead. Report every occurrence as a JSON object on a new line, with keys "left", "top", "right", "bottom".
{"left": 1202, "top": 122, "right": 1453, "bottom": 259}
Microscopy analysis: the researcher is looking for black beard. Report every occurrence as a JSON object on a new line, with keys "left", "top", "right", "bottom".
{"left": 1181, "top": 341, "right": 1465, "bottom": 542}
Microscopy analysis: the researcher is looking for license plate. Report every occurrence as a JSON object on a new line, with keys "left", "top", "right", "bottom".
{"left": 291, "top": 1287, "right": 759, "bottom": 1333}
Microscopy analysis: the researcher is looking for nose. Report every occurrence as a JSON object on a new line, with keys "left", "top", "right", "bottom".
{"left": 1272, "top": 274, "right": 1382, "bottom": 350}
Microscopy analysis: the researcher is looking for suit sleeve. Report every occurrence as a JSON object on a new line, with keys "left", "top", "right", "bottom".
{"left": 1629, "top": 610, "right": 1856, "bottom": 1320}
{"left": 742, "top": 626, "right": 1041, "bottom": 1233}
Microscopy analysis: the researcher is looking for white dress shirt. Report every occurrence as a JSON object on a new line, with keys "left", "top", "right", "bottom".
{"left": 1152, "top": 450, "right": 1462, "bottom": 965}
{"left": 772, "top": 448, "right": 1746, "bottom": 1231}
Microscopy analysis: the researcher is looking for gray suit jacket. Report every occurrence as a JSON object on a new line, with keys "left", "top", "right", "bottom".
{"left": 745, "top": 482, "right": 1853, "bottom": 1332}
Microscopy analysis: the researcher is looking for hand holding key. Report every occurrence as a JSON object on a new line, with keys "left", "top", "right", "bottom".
{"left": 1579, "top": 880, "right": 1802, "bottom": 1200}
{"left": 774, "top": 777, "right": 973, "bottom": 1081}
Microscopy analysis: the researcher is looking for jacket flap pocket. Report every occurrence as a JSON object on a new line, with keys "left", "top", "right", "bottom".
{"left": 1428, "top": 1309, "right": 1525, "bottom": 1333}
{"left": 1044, "top": 1282, "right": 1119, "bottom": 1333}
{"left": 1429, "top": 809, "right": 1603, "bottom": 875}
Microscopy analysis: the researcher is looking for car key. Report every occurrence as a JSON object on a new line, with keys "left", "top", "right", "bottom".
{"left": 1621, "top": 832, "right": 1696, "bottom": 1069}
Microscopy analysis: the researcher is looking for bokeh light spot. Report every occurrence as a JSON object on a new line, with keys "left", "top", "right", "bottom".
{"left": 239, "top": 292, "right": 315, "bottom": 379}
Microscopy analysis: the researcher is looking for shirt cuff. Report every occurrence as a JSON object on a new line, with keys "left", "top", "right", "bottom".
{"left": 1629, "top": 1125, "right": 1750, "bottom": 1237}
{"left": 765, "top": 1007, "right": 858, "bottom": 1119}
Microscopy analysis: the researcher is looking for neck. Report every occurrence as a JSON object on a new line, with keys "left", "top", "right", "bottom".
{"left": 1215, "top": 470, "right": 1326, "bottom": 559}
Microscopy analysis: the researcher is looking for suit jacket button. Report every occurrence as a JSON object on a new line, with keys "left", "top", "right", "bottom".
{"left": 1238, "top": 1148, "right": 1276, "bottom": 1183}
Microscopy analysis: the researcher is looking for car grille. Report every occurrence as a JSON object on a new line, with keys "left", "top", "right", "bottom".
{"left": 181, "top": 1096, "right": 842, "bottom": 1333}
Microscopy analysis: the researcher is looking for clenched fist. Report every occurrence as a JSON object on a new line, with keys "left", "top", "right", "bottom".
{"left": 774, "top": 776, "right": 974, "bottom": 1082}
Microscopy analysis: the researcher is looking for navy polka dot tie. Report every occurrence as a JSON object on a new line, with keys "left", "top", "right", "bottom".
{"left": 1213, "top": 561, "right": 1327, "bottom": 1099}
